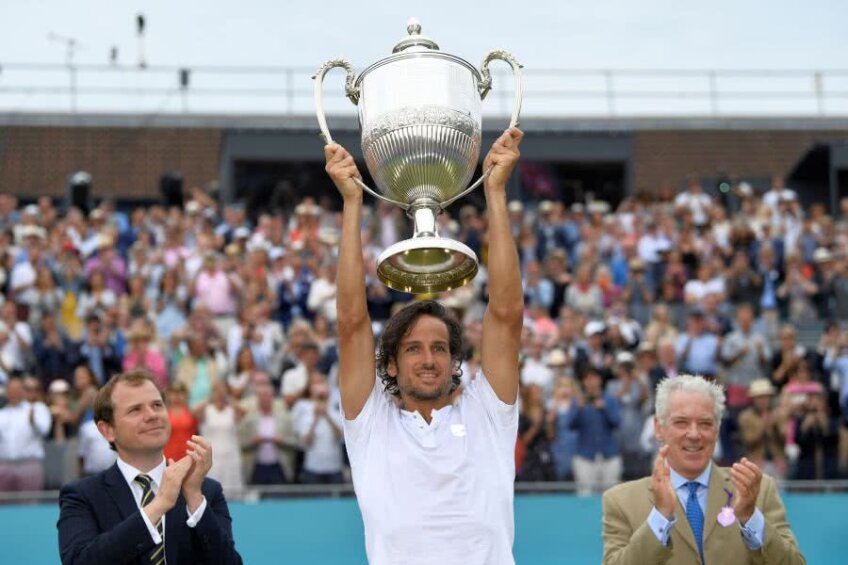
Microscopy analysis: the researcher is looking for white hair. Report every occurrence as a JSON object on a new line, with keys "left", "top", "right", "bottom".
{"left": 654, "top": 374, "right": 726, "bottom": 424}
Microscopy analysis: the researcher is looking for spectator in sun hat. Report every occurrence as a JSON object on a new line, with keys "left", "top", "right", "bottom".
{"left": 9, "top": 223, "right": 47, "bottom": 309}
{"left": 575, "top": 319, "right": 613, "bottom": 383}
{"left": 84, "top": 233, "right": 127, "bottom": 295}
{"left": 122, "top": 319, "right": 168, "bottom": 391}
{"left": 737, "top": 378, "right": 786, "bottom": 479}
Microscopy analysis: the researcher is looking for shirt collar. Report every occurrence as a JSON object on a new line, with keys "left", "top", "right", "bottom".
{"left": 116, "top": 455, "right": 166, "bottom": 489}
{"left": 400, "top": 403, "right": 454, "bottom": 425}
{"left": 670, "top": 461, "right": 712, "bottom": 491}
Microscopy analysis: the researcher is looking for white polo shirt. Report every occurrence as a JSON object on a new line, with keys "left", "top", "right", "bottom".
{"left": 343, "top": 371, "right": 518, "bottom": 565}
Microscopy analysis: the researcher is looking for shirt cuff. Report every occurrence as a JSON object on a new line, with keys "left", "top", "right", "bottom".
{"left": 648, "top": 506, "right": 677, "bottom": 546}
{"left": 739, "top": 508, "right": 765, "bottom": 549}
{"left": 140, "top": 508, "right": 163, "bottom": 545}
{"left": 185, "top": 496, "right": 207, "bottom": 528}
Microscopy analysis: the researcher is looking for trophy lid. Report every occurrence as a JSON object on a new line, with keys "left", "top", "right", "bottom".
{"left": 392, "top": 18, "right": 440, "bottom": 53}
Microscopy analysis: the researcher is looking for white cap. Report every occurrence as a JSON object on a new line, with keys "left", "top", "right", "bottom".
{"left": 49, "top": 379, "right": 71, "bottom": 394}
{"left": 547, "top": 349, "right": 568, "bottom": 366}
{"left": 584, "top": 320, "right": 606, "bottom": 337}
{"left": 615, "top": 351, "right": 636, "bottom": 367}
{"left": 813, "top": 248, "right": 833, "bottom": 263}
{"left": 21, "top": 225, "right": 46, "bottom": 239}
{"left": 233, "top": 226, "right": 251, "bottom": 239}
{"left": 246, "top": 234, "right": 269, "bottom": 252}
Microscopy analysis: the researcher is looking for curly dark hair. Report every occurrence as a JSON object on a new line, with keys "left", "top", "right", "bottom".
{"left": 376, "top": 301, "right": 464, "bottom": 397}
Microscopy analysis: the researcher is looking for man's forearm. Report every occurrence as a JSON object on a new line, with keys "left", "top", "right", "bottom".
{"left": 336, "top": 194, "right": 367, "bottom": 323}
{"left": 484, "top": 184, "right": 521, "bottom": 310}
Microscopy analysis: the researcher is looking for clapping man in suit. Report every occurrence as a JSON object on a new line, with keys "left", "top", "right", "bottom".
{"left": 602, "top": 374, "right": 805, "bottom": 565}
{"left": 58, "top": 369, "right": 242, "bottom": 565}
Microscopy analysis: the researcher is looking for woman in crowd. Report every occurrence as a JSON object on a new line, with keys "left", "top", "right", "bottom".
{"left": 195, "top": 380, "right": 245, "bottom": 493}
{"left": 75, "top": 269, "right": 117, "bottom": 320}
{"left": 546, "top": 376, "right": 580, "bottom": 481}
{"left": 164, "top": 381, "right": 197, "bottom": 462}
{"left": 517, "top": 383, "right": 554, "bottom": 481}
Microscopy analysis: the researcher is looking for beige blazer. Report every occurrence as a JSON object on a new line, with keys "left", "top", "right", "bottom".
{"left": 602, "top": 465, "right": 805, "bottom": 565}
{"left": 237, "top": 398, "right": 298, "bottom": 481}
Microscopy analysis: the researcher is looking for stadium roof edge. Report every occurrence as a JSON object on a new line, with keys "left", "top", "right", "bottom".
{"left": 2, "top": 112, "right": 848, "bottom": 132}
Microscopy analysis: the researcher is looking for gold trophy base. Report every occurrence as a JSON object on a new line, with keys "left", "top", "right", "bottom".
{"left": 376, "top": 236, "right": 479, "bottom": 294}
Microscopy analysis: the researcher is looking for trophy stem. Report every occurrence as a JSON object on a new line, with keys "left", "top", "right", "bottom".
{"left": 411, "top": 206, "right": 438, "bottom": 237}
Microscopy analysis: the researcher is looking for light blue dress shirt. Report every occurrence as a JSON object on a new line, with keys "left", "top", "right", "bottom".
{"left": 648, "top": 462, "right": 765, "bottom": 550}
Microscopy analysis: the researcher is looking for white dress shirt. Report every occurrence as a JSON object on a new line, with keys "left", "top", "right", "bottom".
{"left": 0, "top": 400, "right": 51, "bottom": 460}
{"left": 115, "top": 456, "right": 207, "bottom": 544}
{"left": 648, "top": 462, "right": 765, "bottom": 549}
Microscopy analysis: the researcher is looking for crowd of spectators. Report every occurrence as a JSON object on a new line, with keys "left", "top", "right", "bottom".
{"left": 0, "top": 171, "right": 847, "bottom": 497}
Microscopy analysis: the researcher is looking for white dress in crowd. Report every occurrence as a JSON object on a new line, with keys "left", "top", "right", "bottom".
{"left": 200, "top": 403, "right": 243, "bottom": 493}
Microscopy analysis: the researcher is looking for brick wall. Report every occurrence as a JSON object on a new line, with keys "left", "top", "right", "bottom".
{"left": 0, "top": 126, "right": 223, "bottom": 199}
{"left": 2, "top": 124, "right": 846, "bottom": 201}
{"left": 632, "top": 129, "right": 848, "bottom": 190}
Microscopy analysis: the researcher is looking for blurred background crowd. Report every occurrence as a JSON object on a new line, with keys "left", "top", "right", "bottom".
{"left": 0, "top": 173, "right": 847, "bottom": 497}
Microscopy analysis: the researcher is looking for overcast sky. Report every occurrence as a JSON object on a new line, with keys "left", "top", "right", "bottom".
{"left": 2, "top": 0, "right": 847, "bottom": 115}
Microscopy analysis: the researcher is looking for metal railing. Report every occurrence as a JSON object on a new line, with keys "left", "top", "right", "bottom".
{"left": 2, "top": 62, "right": 848, "bottom": 117}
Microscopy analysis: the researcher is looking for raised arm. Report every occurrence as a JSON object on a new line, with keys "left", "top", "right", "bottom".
{"left": 480, "top": 128, "right": 524, "bottom": 404}
{"left": 325, "top": 144, "right": 375, "bottom": 419}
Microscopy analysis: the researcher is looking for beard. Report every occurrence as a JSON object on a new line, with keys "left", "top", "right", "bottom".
{"left": 399, "top": 375, "right": 453, "bottom": 402}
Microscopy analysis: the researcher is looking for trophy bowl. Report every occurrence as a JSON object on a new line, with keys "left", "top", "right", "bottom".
{"left": 314, "top": 18, "right": 522, "bottom": 294}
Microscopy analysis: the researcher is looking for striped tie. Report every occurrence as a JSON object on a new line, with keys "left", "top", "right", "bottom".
{"left": 135, "top": 474, "right": 166, "bottom": 565}
{"left": 685, "top": 481, "right": 705, "bottom": 564}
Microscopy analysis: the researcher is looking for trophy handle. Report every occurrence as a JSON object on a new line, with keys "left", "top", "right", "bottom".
{"left": 314, "top": 60, "right": 408, "bottom": 209}
{"left": 354, "top": 178, "right": 410, "bottom": 210}
{"left": 312, "top": 59, "right": 360, "bottom": 144}
{"left": 440, "top": 50, "right": 524, "bottom": 209}
{"left": 478, "top": 49, "right": 523, "bottom": 129}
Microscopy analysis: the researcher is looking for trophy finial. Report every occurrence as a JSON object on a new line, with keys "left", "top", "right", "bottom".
{"left": 393, "top": 18, "right": 438, "bottom": 53}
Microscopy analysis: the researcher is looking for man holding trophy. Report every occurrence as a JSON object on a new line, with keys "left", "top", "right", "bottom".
{"left": 326, "top": 124, "right": 523, "bottom": 564}
{"left": 318, "top": 21, "right": 524, "bottom": 563}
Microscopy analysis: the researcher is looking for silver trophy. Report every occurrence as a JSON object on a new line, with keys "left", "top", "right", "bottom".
{"left": 314, "top": 18, "right": 522, "bottom": 294}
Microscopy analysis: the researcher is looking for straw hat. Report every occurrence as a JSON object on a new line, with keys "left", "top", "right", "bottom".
{"left": 126, "top": 321, "right": 152, "bottom": 341}
{"left": 547, "top": 349, "right": 568, "bottom": 367}
{"left": 748, "top": 379, "right": 776, "bottom": 397}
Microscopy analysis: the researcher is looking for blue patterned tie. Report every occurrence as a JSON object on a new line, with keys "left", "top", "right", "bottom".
{"left": 685, "top": 481, "right": 705, "bottom": 564}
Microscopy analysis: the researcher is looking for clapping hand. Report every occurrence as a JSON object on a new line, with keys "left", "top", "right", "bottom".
{"left": 730, "top": 457, "right": 762, "bottom": 524}
{"left": 182, "top": 435, "right": 213, "bottom": 512}
{"left": 651, "top": 445, "right": 676, "bottom": 519}
{"left": 144, "top": 456, "right": 195, "bottom": 525}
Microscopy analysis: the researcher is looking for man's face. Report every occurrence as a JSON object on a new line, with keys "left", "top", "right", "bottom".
{"left": 687, "top": 316, "right": 704, "bottom": 335}
{"left": 256, "top": 382, "right": 275, "bottom": 411}
{"left": 23, "top": 378, "right": 40, "bottom": 402}
{"left": 654, "top": 390, "right": 718, "bottom": 480}
{"left": 388, "top": 315, "right": 454, "bottom": 402}
{"left": 6, "top": 379, "right": 24, "bottom": 405}
{"left": 737, "top": 308, "right": 753, "bottom": 331}
{"left": 581, "top": 372, "right": 603, "bottom": 397}
{"left": 97, "top": 381, "right": 170, "bottom": 457}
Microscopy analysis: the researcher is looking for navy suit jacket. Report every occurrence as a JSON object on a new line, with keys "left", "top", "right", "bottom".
{"left": 57, "top": 463, "right": 242, "bottom": 565}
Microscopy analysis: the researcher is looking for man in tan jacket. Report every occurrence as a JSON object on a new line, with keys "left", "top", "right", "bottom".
{"left": 602, "top": 375, "right": 805, "bottom": 565}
